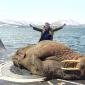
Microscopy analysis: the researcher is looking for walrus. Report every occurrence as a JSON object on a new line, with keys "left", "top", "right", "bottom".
{"left": 12, "top": 40, "right": 85, "bottom": 80}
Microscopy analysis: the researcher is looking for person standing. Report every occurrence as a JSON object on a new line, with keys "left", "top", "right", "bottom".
{"left": 30, "top": 22, "right": 66, "bottom": 42}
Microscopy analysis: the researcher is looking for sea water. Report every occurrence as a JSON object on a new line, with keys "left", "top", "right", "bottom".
{"left": 0, "top": 26, "right": 85, "bottom": 53}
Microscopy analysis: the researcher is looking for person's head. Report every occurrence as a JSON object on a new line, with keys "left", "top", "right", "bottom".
{"left": 44, "top": 22, "right": 51, "bottom": 30}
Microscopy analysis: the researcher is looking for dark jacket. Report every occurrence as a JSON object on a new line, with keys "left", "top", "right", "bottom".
{"left": 32, "top": 25, "right": 64, "bottom": 42}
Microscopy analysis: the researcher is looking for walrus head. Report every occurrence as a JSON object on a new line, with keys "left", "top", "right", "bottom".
{"left": 12, "top": 45, "right": 32, "bottom": 67}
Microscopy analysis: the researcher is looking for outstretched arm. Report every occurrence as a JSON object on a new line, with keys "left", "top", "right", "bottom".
{"left": 30, "top": 24, "right": 42, "bottom": 32}
{"left": 53, "top": 24, "right": 66, "bottom": 32}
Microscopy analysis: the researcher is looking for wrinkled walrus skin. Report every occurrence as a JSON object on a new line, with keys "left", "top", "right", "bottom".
{"left": 12, "top": 40, "right": 85, "bottom": 80}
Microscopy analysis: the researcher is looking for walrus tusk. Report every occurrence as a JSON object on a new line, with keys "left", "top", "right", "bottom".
{"left": 61, "top": 67, "right": 80, "bottom": 70}
{"left": 61, "top": 60, "right": 80, "bottom": 70}
{"left": 61, "top": 60, "right": 79, "bottom": 63}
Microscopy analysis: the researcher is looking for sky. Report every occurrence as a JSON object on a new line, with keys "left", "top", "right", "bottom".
{"left": 0, "top": 0, "right": 85, "bottom": 24}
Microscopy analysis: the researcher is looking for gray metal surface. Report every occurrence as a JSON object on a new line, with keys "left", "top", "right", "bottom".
{"left": 0, "top": 61, "right": 45, "bottom": 83}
